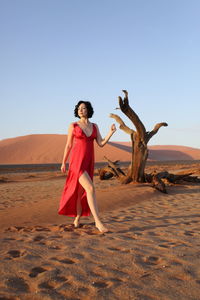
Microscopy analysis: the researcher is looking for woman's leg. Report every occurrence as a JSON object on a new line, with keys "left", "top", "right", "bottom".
{"left": 79, "top": 171, "right": 108, "bottom": 233}
{"left": 74, "top": 184, "right": 83, "bottom": 227}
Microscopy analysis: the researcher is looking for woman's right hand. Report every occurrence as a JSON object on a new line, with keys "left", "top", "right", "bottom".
{"left": 61, "top": 163, "right": 66, "bottom": 173}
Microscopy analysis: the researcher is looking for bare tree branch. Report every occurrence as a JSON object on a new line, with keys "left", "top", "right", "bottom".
{"left": 146, "top": 122, "right": 168, "bottom": 142}
{"left": 109, "top": 113, "right": 135, "bottom": 135}
{"left": 118, "top": 90, "right": 146, "bottom": 141}
{"left": 104, "top": 156, "right": 126, "bottom": 177}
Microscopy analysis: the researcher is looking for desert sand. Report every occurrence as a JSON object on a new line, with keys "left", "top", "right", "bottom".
{"left": 1, "top": 134, "right": 200, "bottom": 164}
{"left": 0, "top": 162, "right": 200, "bottom": 300}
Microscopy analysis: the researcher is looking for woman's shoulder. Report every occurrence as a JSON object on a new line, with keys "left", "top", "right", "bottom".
{"left": 69, "top": 122, "right": 77, "bottom": 127}
{"left": 68, "top": 122, "right": 77, "bottom": 131}
{"left": 92, "top": 123, "right": 99, "bottom": 135}
{"left": 93, "top": 123, "right": 98, "bottom": 128}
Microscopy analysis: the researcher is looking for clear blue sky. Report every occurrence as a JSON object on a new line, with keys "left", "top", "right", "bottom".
{"left": 0, "top": 0, "right": 200, "bottom": 148}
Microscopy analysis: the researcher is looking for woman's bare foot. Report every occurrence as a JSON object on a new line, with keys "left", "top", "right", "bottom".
{"left": 95, "top": 222, "right": 108, "bottom": 233}
{"left": 73, "top": 217, "right": 80, "bottom": 228}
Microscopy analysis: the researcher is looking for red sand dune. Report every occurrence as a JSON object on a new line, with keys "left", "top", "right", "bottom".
{"left": 0, "top": 134, "right": 200, "bottom": 164}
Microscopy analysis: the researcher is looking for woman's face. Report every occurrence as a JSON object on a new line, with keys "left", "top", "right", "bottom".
{"left": 78, "top": 103, "right": 88, "bottom": 118}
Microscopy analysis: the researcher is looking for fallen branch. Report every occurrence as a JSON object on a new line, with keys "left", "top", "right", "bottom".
{"left": 98, "top": 157, "right": 200, "bottom": 193}
{"left": 98, "top": 157, "right": 125, "bottom": 180}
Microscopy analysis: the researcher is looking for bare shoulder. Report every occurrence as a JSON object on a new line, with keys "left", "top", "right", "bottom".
{"left": 93, "top": 123, "right": 99, "bottom": 129}
{"left": 68, "top": 122, "right": 75, "bottom": 132}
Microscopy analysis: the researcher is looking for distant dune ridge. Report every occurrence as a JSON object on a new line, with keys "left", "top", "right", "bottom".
{"left": 0, "top": 134, "right": 200, "bottom": 164}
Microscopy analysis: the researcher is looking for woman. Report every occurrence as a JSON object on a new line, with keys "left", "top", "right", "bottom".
{"left": 59, "top": 101, "right": 116, "bottom": 233}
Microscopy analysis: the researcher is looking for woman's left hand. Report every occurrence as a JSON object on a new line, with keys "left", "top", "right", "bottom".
{"left": 110, "top": 124, "right": 116, "bottom": 134}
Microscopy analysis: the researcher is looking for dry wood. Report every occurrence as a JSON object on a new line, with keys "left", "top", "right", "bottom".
{"left": 104, "top": 156, "right": 125, "bottom": 177}
{"left": 98, "top": 157, "right": 125, "bottom": 180}
{"left": 109, "top": 113, "right": 134, "bottom": 135}
{"left": 99, "top": 157, "right": 200, "bottom": 192}
{"left": 146, "top": 170, "right": 200, "bottom": 193}
{"left": 146, "top": 123, "right": 168, "bottom": 143}
{"left": 98, "top": 168, "right": 114, "bottom": 180}
{"left": 151, "top": 174, "right": 167, "bottom": 194}
{"left": 110, "top": 90, "right": 168, "bottom": 183}
{"left": 118, "top": 90, "right": 146, "bottom": 142}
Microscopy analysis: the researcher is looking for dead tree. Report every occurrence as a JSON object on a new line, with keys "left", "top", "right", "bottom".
{"left": 145, "top": 170, "right": 200, "bottom": 193}
{"left": 98, "top": 157, "right": 125, "bottom": 180}
{"left": 110, "top": 90, "right": 168, "bottom": 183}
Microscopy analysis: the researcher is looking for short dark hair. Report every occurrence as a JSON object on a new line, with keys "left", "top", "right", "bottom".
{"left": 74, "top": 101, "right": 94, "bottom": 118}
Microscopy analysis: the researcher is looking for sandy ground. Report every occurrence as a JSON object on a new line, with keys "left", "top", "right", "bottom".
{"left": 1, "top": 133, "right": 200, "bottom": 164}
{"left": 0, "top": 162, "right": 200, "bottom": 300}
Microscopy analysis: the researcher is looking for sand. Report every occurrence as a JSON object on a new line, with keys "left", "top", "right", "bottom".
{"left": 1, "top": 134, "right": 200, "bottom": 164}
{"left": 0, "top": 162, "right": 200, "bottom": 300}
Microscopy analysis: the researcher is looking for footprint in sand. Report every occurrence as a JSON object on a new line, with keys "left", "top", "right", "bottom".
{"left": 29, "top": 266, "right": 47, "bottom": 278}
{"left": 51, "top": 275, "right": 68, "bottom": 283}
{"left": 70, "top": 252, "right": 85, "bottom": 260}
{"left": 7, "top": 249, "right": 25, "bottom": 258}
{"left": 59, "top": 258, "right": 75, "bottom": 264}
{"left": 38, "top": 281, "right": 55, "bottom": 290}
{"left": 44, "top": 239, "right": 62, "bottom": 248}
{"left": 108, "top": 277, "right": 123, "bottom": 284}
{"left": 92, "top": 281, "right": 108, "bottom": 288}
{"left": 34, "top": 226, "right": 51, "bottom": 232}
{"left": 58, "top": 224, "right": 74, "bottom": 232}
{"left": 38, "top": 280, "right": 73, "bottom": 298}
{"left": 5, "top": 276, "right": 30, "bottom": 293}
{"left": 77, "top": 287, "right": 89, "bottom": 294}
{"left": 144, "top": 256, "right": 163, "bottom": 265}
{"left": 79, "top": 230, "right": 97, "bottom": 236}
{"left": 146, "top": 231, "right": 161, "bottom": 236}
{"left": 33, "top": 235, "right": 46, "bottom": 242}
{"left": 5, "top": 226, "right": 25, "bottom": 232}
{"left": 50, "top": 256, "right": 76, "bottom": 265}
{"left": 37, "top": 287, "right": 65, "bottom": 299}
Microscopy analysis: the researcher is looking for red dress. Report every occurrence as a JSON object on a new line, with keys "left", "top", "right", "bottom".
{"left": 58, "top": 122, "right": 97, "bottom": 217}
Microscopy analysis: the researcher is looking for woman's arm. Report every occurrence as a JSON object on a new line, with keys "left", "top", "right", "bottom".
{"left": 61, "top": 123, "right": 74, "bottom": 173}
{"left": 95, "top": 123, "right": 116, "bottom": 147}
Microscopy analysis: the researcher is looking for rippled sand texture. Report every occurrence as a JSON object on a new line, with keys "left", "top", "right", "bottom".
{"left": 0, "top": 164, "right": 200, "bottom": 299}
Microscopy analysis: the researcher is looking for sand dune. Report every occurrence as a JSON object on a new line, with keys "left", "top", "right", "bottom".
{"left": 148, "top": 145, "right": 200, "bottom": 160}
{"left": 0, "top": 134, "right": 200, "bottom": 164}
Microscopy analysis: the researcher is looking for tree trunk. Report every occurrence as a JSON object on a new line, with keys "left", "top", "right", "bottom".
{"left": 132, "top": 137, "right": 148, "bottom": 182}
